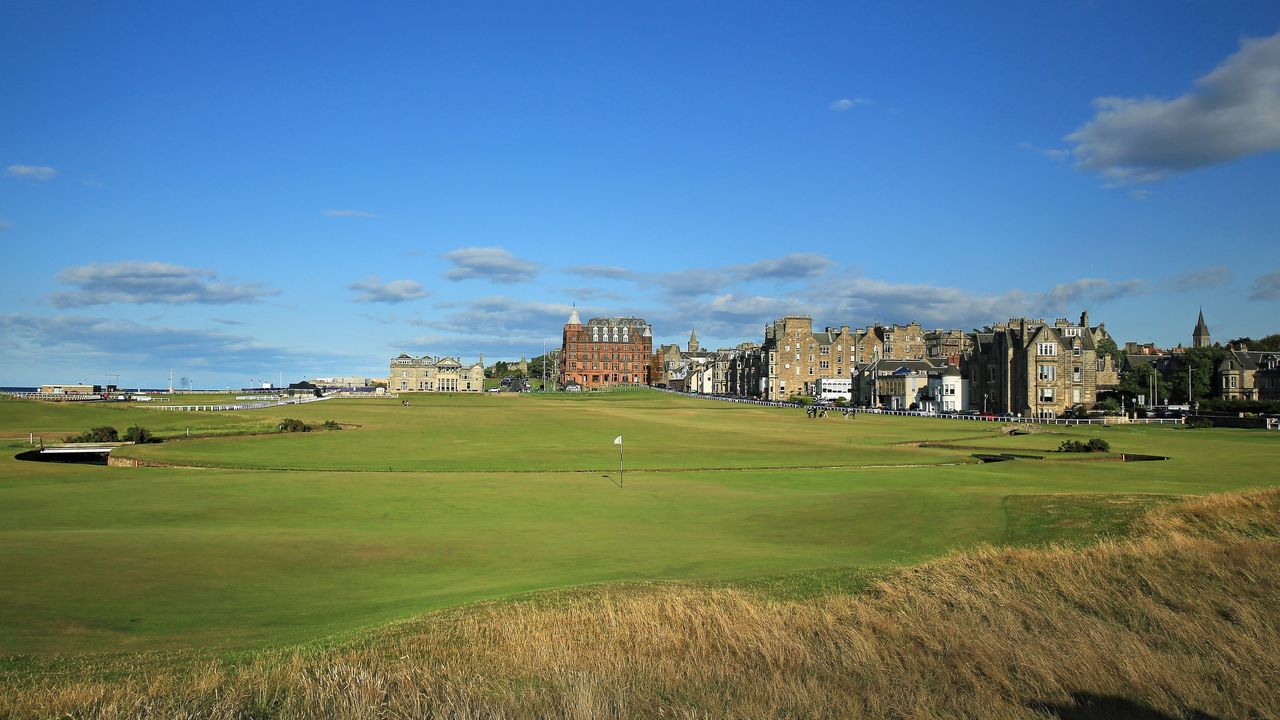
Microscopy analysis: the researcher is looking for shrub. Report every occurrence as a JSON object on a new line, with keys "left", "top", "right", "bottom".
{"left": 833, "top": 397, "right": 848, "bottom": 407}
{"left": 277, "top": 418, "right": 310, "bottom": 433}
{"left": 1058, "top": 438, "right": 1110, "bottom": 453}
{"left": 321, "top": 420, "right": 342, "bottom": 431}
{"left": 788, "top": 395, "right": 813, "bottom": 406}
{"left": 64, "top": 426, "right": 119, "bottom": 443}
{"left": 1096, "top": 397, "right": 1122, "bottom": 415}
{"left": 1186, "top": 417, "right": 1215, "bottom": 429}
{"left": 122, "top": 425, "right": 161, "bottom": 443}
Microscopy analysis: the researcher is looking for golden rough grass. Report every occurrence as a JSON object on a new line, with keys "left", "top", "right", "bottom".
{"left": 5, "top": 489, "right": 1280, "bottom": 720}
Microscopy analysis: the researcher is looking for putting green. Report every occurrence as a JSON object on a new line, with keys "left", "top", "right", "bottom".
{"left": 1, "top": 391, "right": 1277, "bottom": 655}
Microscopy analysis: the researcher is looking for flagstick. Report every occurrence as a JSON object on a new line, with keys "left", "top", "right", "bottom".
{"left": 619, "top": 437, "right": 624, "bottom": 488}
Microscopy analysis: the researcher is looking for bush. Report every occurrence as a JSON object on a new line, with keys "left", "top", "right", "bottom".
{"left": 1095, "top": 397, "right": 1122, "bottom": 415}
{"left": 321, "top": 420, "right": 342, "bottom": 431}
{"left": 1186, "top": 417, "right": 1215, "bottom": 429}
{"left": 122, "top": 425, "right": 161, "bottom": 443}
{"left": 788, "top": 395, "right": 813, "bottom": 406}
{"left": 833, "top": 397, "right": 848, "bottom": 407}
{"left": 1058, "top": 438, "right": 1111, "bottom": 453}
{"left": 64, "top": 426, "right": 119, "bottom": 443}
{"left": 277, "top": 418, "right": 310, "bottom": 433}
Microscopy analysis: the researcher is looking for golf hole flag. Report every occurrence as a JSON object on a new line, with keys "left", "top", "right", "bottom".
{"left": 614, "top": 435, "right": 624, "bottom": 486}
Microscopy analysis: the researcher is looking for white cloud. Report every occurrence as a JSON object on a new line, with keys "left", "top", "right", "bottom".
{"left": 830, "top": 97, "right": 871, "bottom": 111}
{"left": 348, "top": 277, "right": 429, "bottom": 304}
{"left": 1066, "top": 30, "right": 1280, "bottom": 184}
{"left": 50, "top": 261, "right": 279, "bottom": 308}
{"left": 322, "top": 209, "right": 378, "bottom": 218}
{"left": 442, "top": 246, "right": 540, "bottom": 283}
{"left": 5, "top": 164, "right": 58, "bottom": 181}
{"left": 1250, "top": 270, "right": 1280, "bottom": 300}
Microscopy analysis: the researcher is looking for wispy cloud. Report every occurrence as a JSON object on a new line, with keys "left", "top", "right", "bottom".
{"left": 427, "top": 296, "right": 583, "bottom": 338}
{"left": 1250, "top": 270, "right": 1280, "bottom": 301}
{"left": 50, "top": 261, "right": 279, "bottom": 308}
{"left": 442, "top": 246, "right": 540, "bottom": 283}
{"left": 348, "top": 277, "right": 429, "bottom": 304}
{"left": 737, "top": 253, "right": 832, "bottom": 281}
{"left": 1017, "top": 141, "right": 1070, "bottom": 161}
{"left": 5, "top": 164, "right": 58, "bottom": 181}
{"left": 322, "top": 209, "right": 378, "bottom": 218}
{"left": 0, "top": 218, "right": 11, "bottom": 231}
{"left": 0, "top": 313, "right": 325, "bottom": 371}
{"left": 1066, "top": 30, "right": 1280, "bottom": 184}
{"left": 562, "top": 287, "right": 630, "bottom": 303}
{"left": 212, "top": 318, "right": 246, "bottom": 326}
{"left": 564, "top": 264, "right": 640, "bottom": 281}
{"left": 830, "top": 97, "right": 871, "bottom": 111}
{"left": 1163, "top": 266, "right": 1233, "bottom": 291}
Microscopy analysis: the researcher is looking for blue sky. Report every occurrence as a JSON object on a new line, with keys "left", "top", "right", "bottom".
{"left": 2, "top": 1, "right": 1279, "bottom": 388}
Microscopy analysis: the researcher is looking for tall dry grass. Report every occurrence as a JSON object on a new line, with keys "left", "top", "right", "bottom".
{"left": 5, "top": 488, "right": 1280, "bottom": 719}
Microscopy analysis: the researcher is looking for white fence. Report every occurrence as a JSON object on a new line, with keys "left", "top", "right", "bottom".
{"left": 653, "top": 388, "right": 1184, "bottom": 426}
{"left": 151, "top": 395, "right": 335, "bottom": 412}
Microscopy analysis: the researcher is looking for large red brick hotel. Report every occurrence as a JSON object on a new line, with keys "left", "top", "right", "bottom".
{"left": 559, "top": 310, "right": 653, "bottom": 389}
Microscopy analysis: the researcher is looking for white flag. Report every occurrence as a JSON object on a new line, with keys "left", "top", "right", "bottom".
{"left": 613, "top": 435, "right": 623, "bottom": 445}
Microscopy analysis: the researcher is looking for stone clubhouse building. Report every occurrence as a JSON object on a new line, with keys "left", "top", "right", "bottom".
{"left": 389, "top": 353, "right": 485, "bottom": 393}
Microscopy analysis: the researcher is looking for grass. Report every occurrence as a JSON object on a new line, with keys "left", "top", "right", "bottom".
{"left": 1, "top": 389, "right": 1278, "bottom": 715}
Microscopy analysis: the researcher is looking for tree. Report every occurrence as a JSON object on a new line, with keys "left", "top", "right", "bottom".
{"left": 1251, "top": 333, "right": 1280, "bottom": 351}
{"left": 1163, "top": 346, "right": 1224, "bottom": 403}
{"left": 1117, "top": 364, "right": 1163, "bottom": 404}
{"left": 1096, "top": 336, "right": 1124, "bottom": 367}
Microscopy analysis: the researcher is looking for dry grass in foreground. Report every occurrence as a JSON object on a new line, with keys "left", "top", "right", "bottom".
{"left": 5, "top": 489, "right": 1280, "bottom": 720}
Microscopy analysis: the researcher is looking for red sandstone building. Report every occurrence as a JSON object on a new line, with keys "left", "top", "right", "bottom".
{"left": 559, "top": 310, "right": 653, "bottom": 388}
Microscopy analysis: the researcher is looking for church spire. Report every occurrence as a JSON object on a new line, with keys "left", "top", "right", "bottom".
{"left": 1192, "top": 307, "right": 1211, "bottom": 348}
{"left": 688, "top": 328, "right": 700, "bottom": 353}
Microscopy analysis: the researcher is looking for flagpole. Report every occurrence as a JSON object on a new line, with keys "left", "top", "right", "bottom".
{"left": 619, "top": 436, "right": 624, "bottom": 487}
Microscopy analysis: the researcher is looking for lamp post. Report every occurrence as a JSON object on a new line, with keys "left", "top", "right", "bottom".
{"left": 1187, "top": 362, "right": 1193, "bottom": 410}
{"left": 983, "top": 392, "right": 988, "bottom": 414}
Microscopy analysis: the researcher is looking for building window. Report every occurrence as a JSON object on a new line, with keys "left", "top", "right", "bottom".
{"left": 1073, "top": 367, "right": 1082, "bottom": 382}
{"left": 1037, "top": 343, "right": 1057, "bottom": 356}
{"left": 819, "top": 361, "right": 829, "bottom": 369}
{"left": 1037, "top": 365, "right": 1055, "bottom": 381}
{"left": 1073, "top": 347, "right": 1082, "bottom": 357}
{"left": 820, "top": 346, "right": 830, "bottom": 355}
{"left": 1072, "top": 388, "right": 1081, "bottom": 403}
{"left": 1040, "top": 387, "right": 1055, "bottom": 402}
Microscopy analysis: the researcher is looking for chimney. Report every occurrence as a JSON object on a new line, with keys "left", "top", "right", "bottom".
{"left": 1080, "top": 310, "right": 1090, "bottom": 328}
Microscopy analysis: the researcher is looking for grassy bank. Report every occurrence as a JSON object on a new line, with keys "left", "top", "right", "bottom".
{"left": 4, "top": 488, "right": 1277, "bottom": 719}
